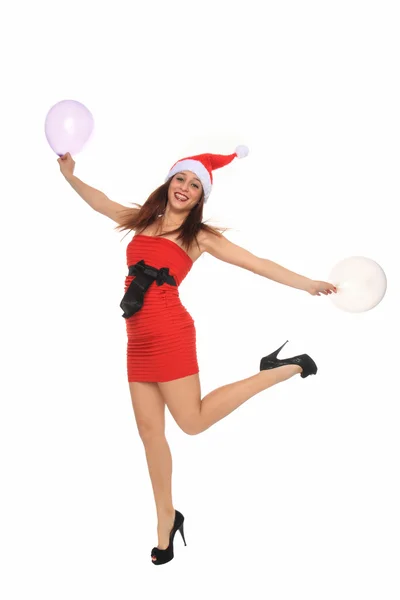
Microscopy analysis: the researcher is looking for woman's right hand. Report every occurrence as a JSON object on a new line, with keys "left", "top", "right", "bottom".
{"left": 57, "top": 152, "right": 75, "bottom": 180}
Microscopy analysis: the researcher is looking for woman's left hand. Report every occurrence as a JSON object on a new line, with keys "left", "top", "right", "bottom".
{"left": 307, "top": 281, "right": 337, "bottom": 296}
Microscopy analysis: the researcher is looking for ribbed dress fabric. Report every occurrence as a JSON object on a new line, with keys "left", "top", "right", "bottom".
{"left": 124, "top": 235, "right": 199, "bottom": 382}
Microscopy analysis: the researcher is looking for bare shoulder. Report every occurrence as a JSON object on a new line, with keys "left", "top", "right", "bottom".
{"left": 197, "top": 230, "right": 259, "bottom": 272}
{"left": 197, "top": 229, "right": 225, "bottom": 253}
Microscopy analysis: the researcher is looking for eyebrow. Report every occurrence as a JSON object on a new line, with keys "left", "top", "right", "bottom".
{"left": 178, "top": 172, "right": 201, "bottom": 183}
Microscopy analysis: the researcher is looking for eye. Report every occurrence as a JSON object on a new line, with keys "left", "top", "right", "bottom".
{"left": 192, "top": 183, "right": 199, "bottom": 189}
{"left": 176, "top": 176, "right": 183, "bottom": 181}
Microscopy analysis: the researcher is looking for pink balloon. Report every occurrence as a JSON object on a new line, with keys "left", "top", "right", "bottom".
{"left": 45, "top": 99, "right": 94, "bottom": 156}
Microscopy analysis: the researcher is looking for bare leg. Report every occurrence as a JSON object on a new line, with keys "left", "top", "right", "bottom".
{"left": 128, "top": 382, "right": 176, "bottom": 557}
{"left": 141, "top": 435, "right": 176, "bottom": 553}
{"left": 198, "top": 365, "right": 302, "bottom": 433}
{"left": 142, "top": 435, "right": 174, "bottom": 517}
{"left": 150, "top": 364, "right": 302, "bottom": 557}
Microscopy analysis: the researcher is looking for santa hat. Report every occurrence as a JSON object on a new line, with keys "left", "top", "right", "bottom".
{"left": 165, "top": 145, "right": 249, "bottom": 202}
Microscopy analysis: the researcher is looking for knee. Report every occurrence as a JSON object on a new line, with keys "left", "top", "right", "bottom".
{"left": 184, "top": 428, "right": 198, "bottom": 436}
{"left": 169, "top": 410, "right": 202, "bottom": 436}
{"left": 137, "top": 423, "right": 165, "bottom": 442}
{"left": 180, "top": 421, "right": 202, "bottom": 436}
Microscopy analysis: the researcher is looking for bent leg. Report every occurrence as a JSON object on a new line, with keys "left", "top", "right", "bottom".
{"left": 157, "top": 365, "right": 301, "bottom": 435}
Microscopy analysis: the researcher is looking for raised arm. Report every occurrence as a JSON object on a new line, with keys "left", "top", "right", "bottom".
{"left": 58, "top": 153, "right": 133, "bottom": 223}
{"left": 65, "top": 174, "right": 108, "bottom": 211}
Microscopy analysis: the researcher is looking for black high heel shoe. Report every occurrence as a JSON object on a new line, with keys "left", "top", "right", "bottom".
{"left": 260, "top": 340, "right": 317, "bottom": 378}
{"left": 151, "top": 510, "right": 187, "bottom": 565}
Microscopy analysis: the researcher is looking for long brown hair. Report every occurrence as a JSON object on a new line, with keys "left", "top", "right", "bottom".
{"left": 113, "top": 176, "right": 232, "bottom": 252}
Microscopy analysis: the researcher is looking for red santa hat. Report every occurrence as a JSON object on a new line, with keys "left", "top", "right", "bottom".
{"left": 165, "top": 145, "right": 249, "bottom": 202}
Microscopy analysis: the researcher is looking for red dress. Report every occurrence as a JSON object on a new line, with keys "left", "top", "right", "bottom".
{"left": 123, "top": 234, "right": 199, "bottom": 382}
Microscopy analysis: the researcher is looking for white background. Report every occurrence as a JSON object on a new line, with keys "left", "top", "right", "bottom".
{"left": 1, "top": 0, "right": 399, "bottom": 598}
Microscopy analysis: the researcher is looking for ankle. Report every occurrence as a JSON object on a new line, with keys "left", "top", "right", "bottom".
{"left": 157, "top": 506, "right": 175, "bottom": 520}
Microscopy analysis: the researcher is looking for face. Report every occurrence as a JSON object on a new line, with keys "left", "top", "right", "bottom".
{"left": 167, "top": 170, "right": 203, "bottom": 210}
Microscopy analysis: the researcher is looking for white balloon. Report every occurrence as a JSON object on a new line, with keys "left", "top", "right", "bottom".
{"left": 329, "top": 256, "right": 387, "bottom": 313}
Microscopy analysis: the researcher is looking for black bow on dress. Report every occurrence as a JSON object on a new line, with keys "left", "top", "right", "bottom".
{"left": 120, "top": 260, "right": 177, "bottom": 319}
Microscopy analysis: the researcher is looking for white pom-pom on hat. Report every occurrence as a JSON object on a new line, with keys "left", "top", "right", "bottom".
{"left": 235, "top": 145, "right": 249, "bottom": 159}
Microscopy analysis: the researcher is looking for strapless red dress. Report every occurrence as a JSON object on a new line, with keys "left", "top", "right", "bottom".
{"left": 123, "top": 234, "right": 199, "bottom": 382}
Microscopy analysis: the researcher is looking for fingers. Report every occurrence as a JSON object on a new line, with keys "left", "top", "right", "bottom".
{"left": 325, "top": 283, "right": 337, "bottom": 294}
{"left": 315, "top": 287, "right": 335, "bottom": 296}
{"left": 57, "top": 152, "right": 71, "bottom": 161}
{"left": 312, "top": 282, "right": 337, "bottom": 296}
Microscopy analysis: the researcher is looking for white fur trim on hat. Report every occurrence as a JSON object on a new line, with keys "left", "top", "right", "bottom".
{"left": 235, "top": 145, "right": 249, "bottom": 159}
{"left": 166, "top": 159, "right": 212, "bottom": 200}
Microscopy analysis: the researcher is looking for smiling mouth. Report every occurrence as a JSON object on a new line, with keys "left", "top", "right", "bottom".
{"left": 174, "top": 192, "right": 189, "bottom": 203}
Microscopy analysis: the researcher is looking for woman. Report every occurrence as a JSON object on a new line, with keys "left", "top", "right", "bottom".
{"left": 58, "top": 146, "right": 336, "bottom": 565}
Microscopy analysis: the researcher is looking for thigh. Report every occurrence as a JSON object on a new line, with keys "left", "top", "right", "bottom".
{"left": 157, "top": 373, "right": 201, "bottom": 435}
{"left": 129, "top": 381, "right": 166, "bottom": 439}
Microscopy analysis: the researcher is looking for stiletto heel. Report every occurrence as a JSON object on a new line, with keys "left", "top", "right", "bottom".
{"left": 266, "top": 339, "right": 289, "bottom": 361}
{"left": 150, "top": 510, "right": 187, "bottom": 565}
{"left": 260, "top": 340, "right": 317, "bottom": 378}
{"left": 178, "top": 522, "right": 187, "bottom": 546}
